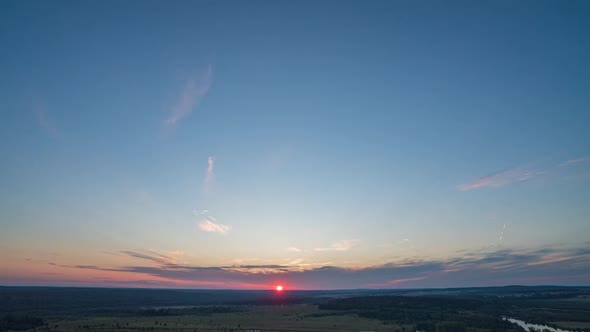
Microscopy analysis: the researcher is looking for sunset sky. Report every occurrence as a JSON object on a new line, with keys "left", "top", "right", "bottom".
{"left": 1, "top": 0, "right": 589, "bottom": 289}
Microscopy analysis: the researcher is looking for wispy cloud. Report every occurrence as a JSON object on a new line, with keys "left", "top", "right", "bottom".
{"left": 165, "top": 65, "right": 213, "bottom": 126}
{"left": 135, "top": 190, "right": 153, "bottom": 203}
{"left": 193, "top": 209, "right": 231, "bottom": 234}
{"left": 560, "top": 157, "right": 589, "bottom": 167}
{"left": 458, "top": 156, "right": 590, "bottom": 191}
{"left": 287, "top": 247, "right": 302, "bottom": 253}
{"left": 367, "top": 276, "right": 428, "bottom": 287}
{"left": 315, "top": 240, "right": 359, "bottom": 252}
{"left": 457, "top": 168, "right": 542, "bottom": 191}
{"left": 499, "top": 223, "right": 507, "bottom": 243}
{"left": 204, "top": 156, "right": 215, "bottom": 193}
{"left": 198, "top": 217, "right": 231, "bottom": 234}
{"left": 192, "top": 209, "right": 209, "bottom": 216}
{"left": 22, "top": 244, "right": 590, "bottom": 289}
{"left": 120, "top": 250, "right": 176, "bottom": 265}
{"left": 62, "top": 244, "right": 590, "bottom": 289}
{"left": 166, "top": 251, "right": 186, "bottom": 264}
{"left": 34, "top": 102, "right": 60, "bottom": 137}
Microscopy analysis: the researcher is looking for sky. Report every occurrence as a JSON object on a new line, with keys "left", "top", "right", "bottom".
{"left": 0, "top": 0, "right": 589, "bottom": 290}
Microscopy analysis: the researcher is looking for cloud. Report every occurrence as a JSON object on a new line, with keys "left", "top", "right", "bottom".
{"left": 34, "top": 102, "right": 60, "bottom": 137}
{"left": 560, "top": 157, "right": 589, "bottom": 166}
{"left": 225, "top": 264, "right": 289, "bottom": 269}
{"left": 499, "top": 223, "right": 507, "bottom": 243}
{"left": 120, "top": 250, "right": 175, "bottom": 265}
{"left": 457, "top": 168, "right": 543, "bottom": 191}
{"left": 367, "top": 276, "right": 428, "bottom": 288}
{"left": 204, "top": 156, "right": 215, "bottom": 193}
{"left": 287, "top": 247, "right": 302, "bottom": 252}
{"left": 65, "top": 244, "right": 590, "bottom": 289}
{"left": 165, "top": 65, "right": 213, "bottom": 125}
{"left": 199, "top": 217, "right": 231, "bottom": 234}
{"left": 74, "top": 265, "right": 102, "bottom": 269}
{"left": 221, "top": 264, "right": 292, "bottom": 274}
{"left": 315, "top": 240, "right": 359, "bottom": 252}
{"left": 193, "top": 209, "right": 231, "bottom": 234}
{"left": 458, "top": 156, "right": 590, "bottom": 191}
{"left": 192, "top": 209, "right": 209, "bottom": 216}
{"left": 288, "top": 258, "right": 304, "bottom": 265}
{"left": 135, "top": 190, "right": 153, "bottom": 203}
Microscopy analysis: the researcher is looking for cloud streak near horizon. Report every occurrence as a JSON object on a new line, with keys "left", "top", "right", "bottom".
{"left": 314, "top": 240, "right": 359, "bottom": 252}
{"left": 41, "top": 244, "right": 589, "bottom": 289}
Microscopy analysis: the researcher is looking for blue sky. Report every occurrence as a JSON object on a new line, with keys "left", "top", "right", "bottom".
{"left": 0, "top": 0, "right": 589, "bottom": 289}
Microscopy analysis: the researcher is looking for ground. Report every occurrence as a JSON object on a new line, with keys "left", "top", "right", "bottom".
{"left": 45, "top": 305, "right": 407, "bottom": 332}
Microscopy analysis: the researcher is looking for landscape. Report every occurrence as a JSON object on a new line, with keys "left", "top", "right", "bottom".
{"left": 2, "top": 286, "right": 590, "bottom": 332}
{"left": 1, "top": 0, "right": 589, "bottom": 331}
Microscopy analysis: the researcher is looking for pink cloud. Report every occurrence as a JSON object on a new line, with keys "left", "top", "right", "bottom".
{"left": 198, "top": 218, "right": 231, "bottom": 234}
{"left": 314, "top": 240, "right": 359, "bottom": 252}
{"left": 7, "top": 245, "right": 590, "bottom": 289}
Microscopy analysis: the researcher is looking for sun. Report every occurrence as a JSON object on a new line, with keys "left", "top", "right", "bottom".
{"left": 275, "top": 285, "right": 284, "bottom": 292}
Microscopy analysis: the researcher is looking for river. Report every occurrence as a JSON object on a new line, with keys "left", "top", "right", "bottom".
{"left": 503, "top": 317, "right": 573, "bottom": 332}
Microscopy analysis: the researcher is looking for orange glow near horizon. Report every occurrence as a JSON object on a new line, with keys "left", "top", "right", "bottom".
{"left": 275, "top": 285, "right": 284, "bottom": 292}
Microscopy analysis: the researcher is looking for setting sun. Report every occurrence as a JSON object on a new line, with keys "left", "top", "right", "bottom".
{"left": 275, "top": 285, "right": 284, "bottom": 292}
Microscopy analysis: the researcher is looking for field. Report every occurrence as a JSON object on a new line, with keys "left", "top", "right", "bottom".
{"left": 551, "top": 322, "right": 590, "bottom": 330}
{"left": 44, "top": 305, "right": 405, "bottom": 332}
{"left": 2, "top": 286, "right": 590, "bottom": 332}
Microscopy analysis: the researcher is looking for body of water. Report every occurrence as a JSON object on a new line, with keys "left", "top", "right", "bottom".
{"left": 503, "top": 317, "right": 573, "bottom": 332}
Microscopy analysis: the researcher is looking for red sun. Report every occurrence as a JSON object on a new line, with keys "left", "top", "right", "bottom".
{"left": 275, "top": 285, "right": 284, "bottom": 292}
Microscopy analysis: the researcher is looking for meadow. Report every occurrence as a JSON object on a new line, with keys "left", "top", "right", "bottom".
{"left": 41, "top": 305, "right": 406, "bottom": 332}
{"left": 2, "top": 286, "right": 590, "bottom": 332}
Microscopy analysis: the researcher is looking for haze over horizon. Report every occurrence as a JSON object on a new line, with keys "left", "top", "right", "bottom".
{"left": 1, "top": 0, "right": 589, "bottom": 290}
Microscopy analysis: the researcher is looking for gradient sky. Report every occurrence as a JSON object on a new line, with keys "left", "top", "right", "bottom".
{"left": 1, "top": 0, "right": 589, "bottom": 289}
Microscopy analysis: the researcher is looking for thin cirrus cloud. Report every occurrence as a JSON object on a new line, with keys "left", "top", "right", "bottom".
{"left": 457, "top": 157, "right": 590, "bottom": 191}
{"left": 314, "top": 240, "right": 359, "bottom": 252}
{"left": 192, "top": 157, "right": 230, "bottom": 234}
{"left": 367, "top": 276, "right": 428, "bottom": 288}
{"left": 198, "top": 217, "right": 231, "bottom": 234}
{"left": 119, "top": 250, "right": 176, "bottom": 265}
{"left": 52, "top": 244, "right": 590, "bottom": 289}
{"left": 192, "top": 209, "right": 209, "bottom": 216}
{"left": 457, "top": 168, "right": 543, "bottom": 191}
{"left": 204, "top": 156, "right": 215, "bottom": 193}
{"left": 165, "top": 64, "right": 213, "bottom": 126}
{"left": 560, "top": 157, "right": 589, "bottom": 166}
{"left": 34, "top": 102, "right": 61, "bottom": 137}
